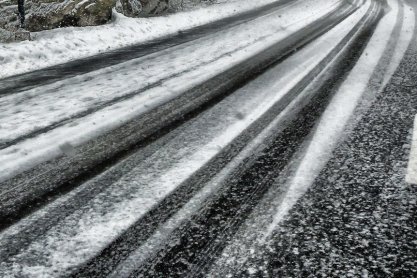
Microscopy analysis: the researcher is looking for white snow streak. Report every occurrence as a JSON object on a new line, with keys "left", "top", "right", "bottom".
{"left": 406, "top": 115, "right": 417, "bottom": 184}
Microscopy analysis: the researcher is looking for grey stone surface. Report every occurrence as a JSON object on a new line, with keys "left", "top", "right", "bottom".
{"left": 26, "top": 0, "right": 117, "bottom": 31}
{"left": 0, "top": 28, "right": 15, "bottom": 43}
{"left": 0, "top": 0, "right": 116, "bottom": 33}
{"left": 116, "top": 0, "right": 218, "bottom": 17}
{"left": 0, "top": 0, "right": 21, "bottom": 35}
{"left": 0, "top": 0, "right": 222, "bottom": 40}
{"left": 116, "top": 0, "right": 171, "bottom": 17}
{"left": 0, "top": 2, "right": 31, "bottom": 43}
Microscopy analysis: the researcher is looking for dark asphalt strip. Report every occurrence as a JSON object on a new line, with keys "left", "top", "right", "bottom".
{"left": 127, "top": 6, "right": 382, "bottom": 277}
{"left": 0, "top": 0, "right": 297, "bottom": 96}
{"left": 240, "top": 13, "right": 417, "bottom": 278}
{"left": 67, "top": 3, "right": 380, "bottom": 277}
{"left": 0, "top": 2, "right": 356, "bottom": 233}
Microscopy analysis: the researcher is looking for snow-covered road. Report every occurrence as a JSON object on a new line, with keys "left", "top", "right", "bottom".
{"left": 1, "top": 0, "right": 416, "bottom": 276}
{"left": 0, "top": 0, "right": 345, "bottom": 181}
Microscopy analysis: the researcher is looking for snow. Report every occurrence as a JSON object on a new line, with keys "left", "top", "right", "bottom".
{"left": 381, "top": 0, "right": 415, "bottom": 89}
{"left": 0, "top": 1, "right": 349, "bottom": 274}
{"left": 406, "top": 115, "right": 417, "bottom": 184}
{"left": 0, "top": 0, "right": 341, "bottom": 182}
{"left": 206, "top": 1, "right": 377, "bottom": 273}
{"left": 264, "top": 0, "right": 415, "bottom": 238}
{"left": 0, "top": 0, "right": 282, "bottom": 79}
{"left": 109, "top": 10, "right": 372, "bottom": 272}
{"left": 1, "top": 0, "right": 412, "bottom": 274}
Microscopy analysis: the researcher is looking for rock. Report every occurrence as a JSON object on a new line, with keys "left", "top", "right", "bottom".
{"left": 0, "top": 1, "right": 21, "bottom": 31}
{"left": 0, "top": 1, "right": 31, "bottom": 43}
{"left": 0, "top": 27, "right": 31, "bottom": 43}
{"left": 0, "top": 28, "right": 15, "bottom": 43}
{"left": 26, "top": 0, "right": 117, "bottom": 31}
{"left": 0, "top": 0, "right": 221, "bottom": 39}
{"left": 169, "top": 0, "right": 216, "bottom": 12}
{"left": 14, "top": 29, "right": 31, "bottom": 41}
{"left": 0, "top": 0, "right": 116, "bottom": 34}
{"left": 140, "top": 0, "right": 169, "bottom": 15}
{"left": 115, "top": 0, "right": 142, "bottom": 17}
{"left": 116, "top": 0, "right": 168, "bottom": 17}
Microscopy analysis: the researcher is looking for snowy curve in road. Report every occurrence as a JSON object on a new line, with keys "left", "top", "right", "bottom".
{"left": 0, "top": 0, "right": 359, "bottom": 234}
{"left": 0, "top": 0, "right": 344, "bottom": 181}
{"left": 0, "top": 4, "right": 366, "bottom": 274}
{"left": 1, "top": 0, "right": 415, "bottom": 276}
{"left": 0, "top": 0, "right": 337, "bottom": 147}
{"left": 106, "top": 3, "right": 380, "bottom": 276}
{"left": 0, "top": 0, "right": 373, "bottom": 276}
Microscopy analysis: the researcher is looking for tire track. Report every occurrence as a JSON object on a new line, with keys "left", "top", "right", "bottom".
{"left": 127, "top": 3, "right": 383, "bottom": 277}
{"left": 68, "top": 3, "right": 377, "bottom": 277}
{"left": 0, "top": 1, "right": 356, "bottom": 232}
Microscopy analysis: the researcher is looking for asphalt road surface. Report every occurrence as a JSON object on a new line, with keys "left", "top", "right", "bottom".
{"left": 0, "top": 0, "right": 416, "bottom": 277}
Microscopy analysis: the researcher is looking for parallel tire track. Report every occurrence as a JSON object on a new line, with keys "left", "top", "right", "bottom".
{"left": 0, "top": 1, "right": 357, "bottom": 232}
{"left": 69, "top": 3, "right": 380, "bottom": 277}
{"left": 128, "top": 3, "right": 383, "bottom": 277}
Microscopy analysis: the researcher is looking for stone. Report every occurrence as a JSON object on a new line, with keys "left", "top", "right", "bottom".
{"left": 0, "top": 0, "right": 221, "bottom": 41}
{"left": 140, "top": 0, "right": 169, "bottom": 16}
{"left": 25, "top": 0, "right": 117, "bottom": 31}
{"left": 0, "top": 28, "right": 15, "bottom": 43}
{"left": 0, "top": 1, "right": 31, "bottom": 43}
{"left": 115, "top": 0, "right": 143, "bottom": 17}
{"left": 14, "top": 29, "right": 31, "bottom": 41}
{"left": 0, "top": 28, "right": 31, "bottom": 43}
{"left": 0, "top": 1, "right": 21, "bottom": 31}
{"left": 116, "top": 0, "right": 169, "bottom": 17}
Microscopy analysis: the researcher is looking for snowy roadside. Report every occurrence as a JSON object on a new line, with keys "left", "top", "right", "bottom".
{"left": 0, "top": 0, "right": 280, "bottom": 79}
